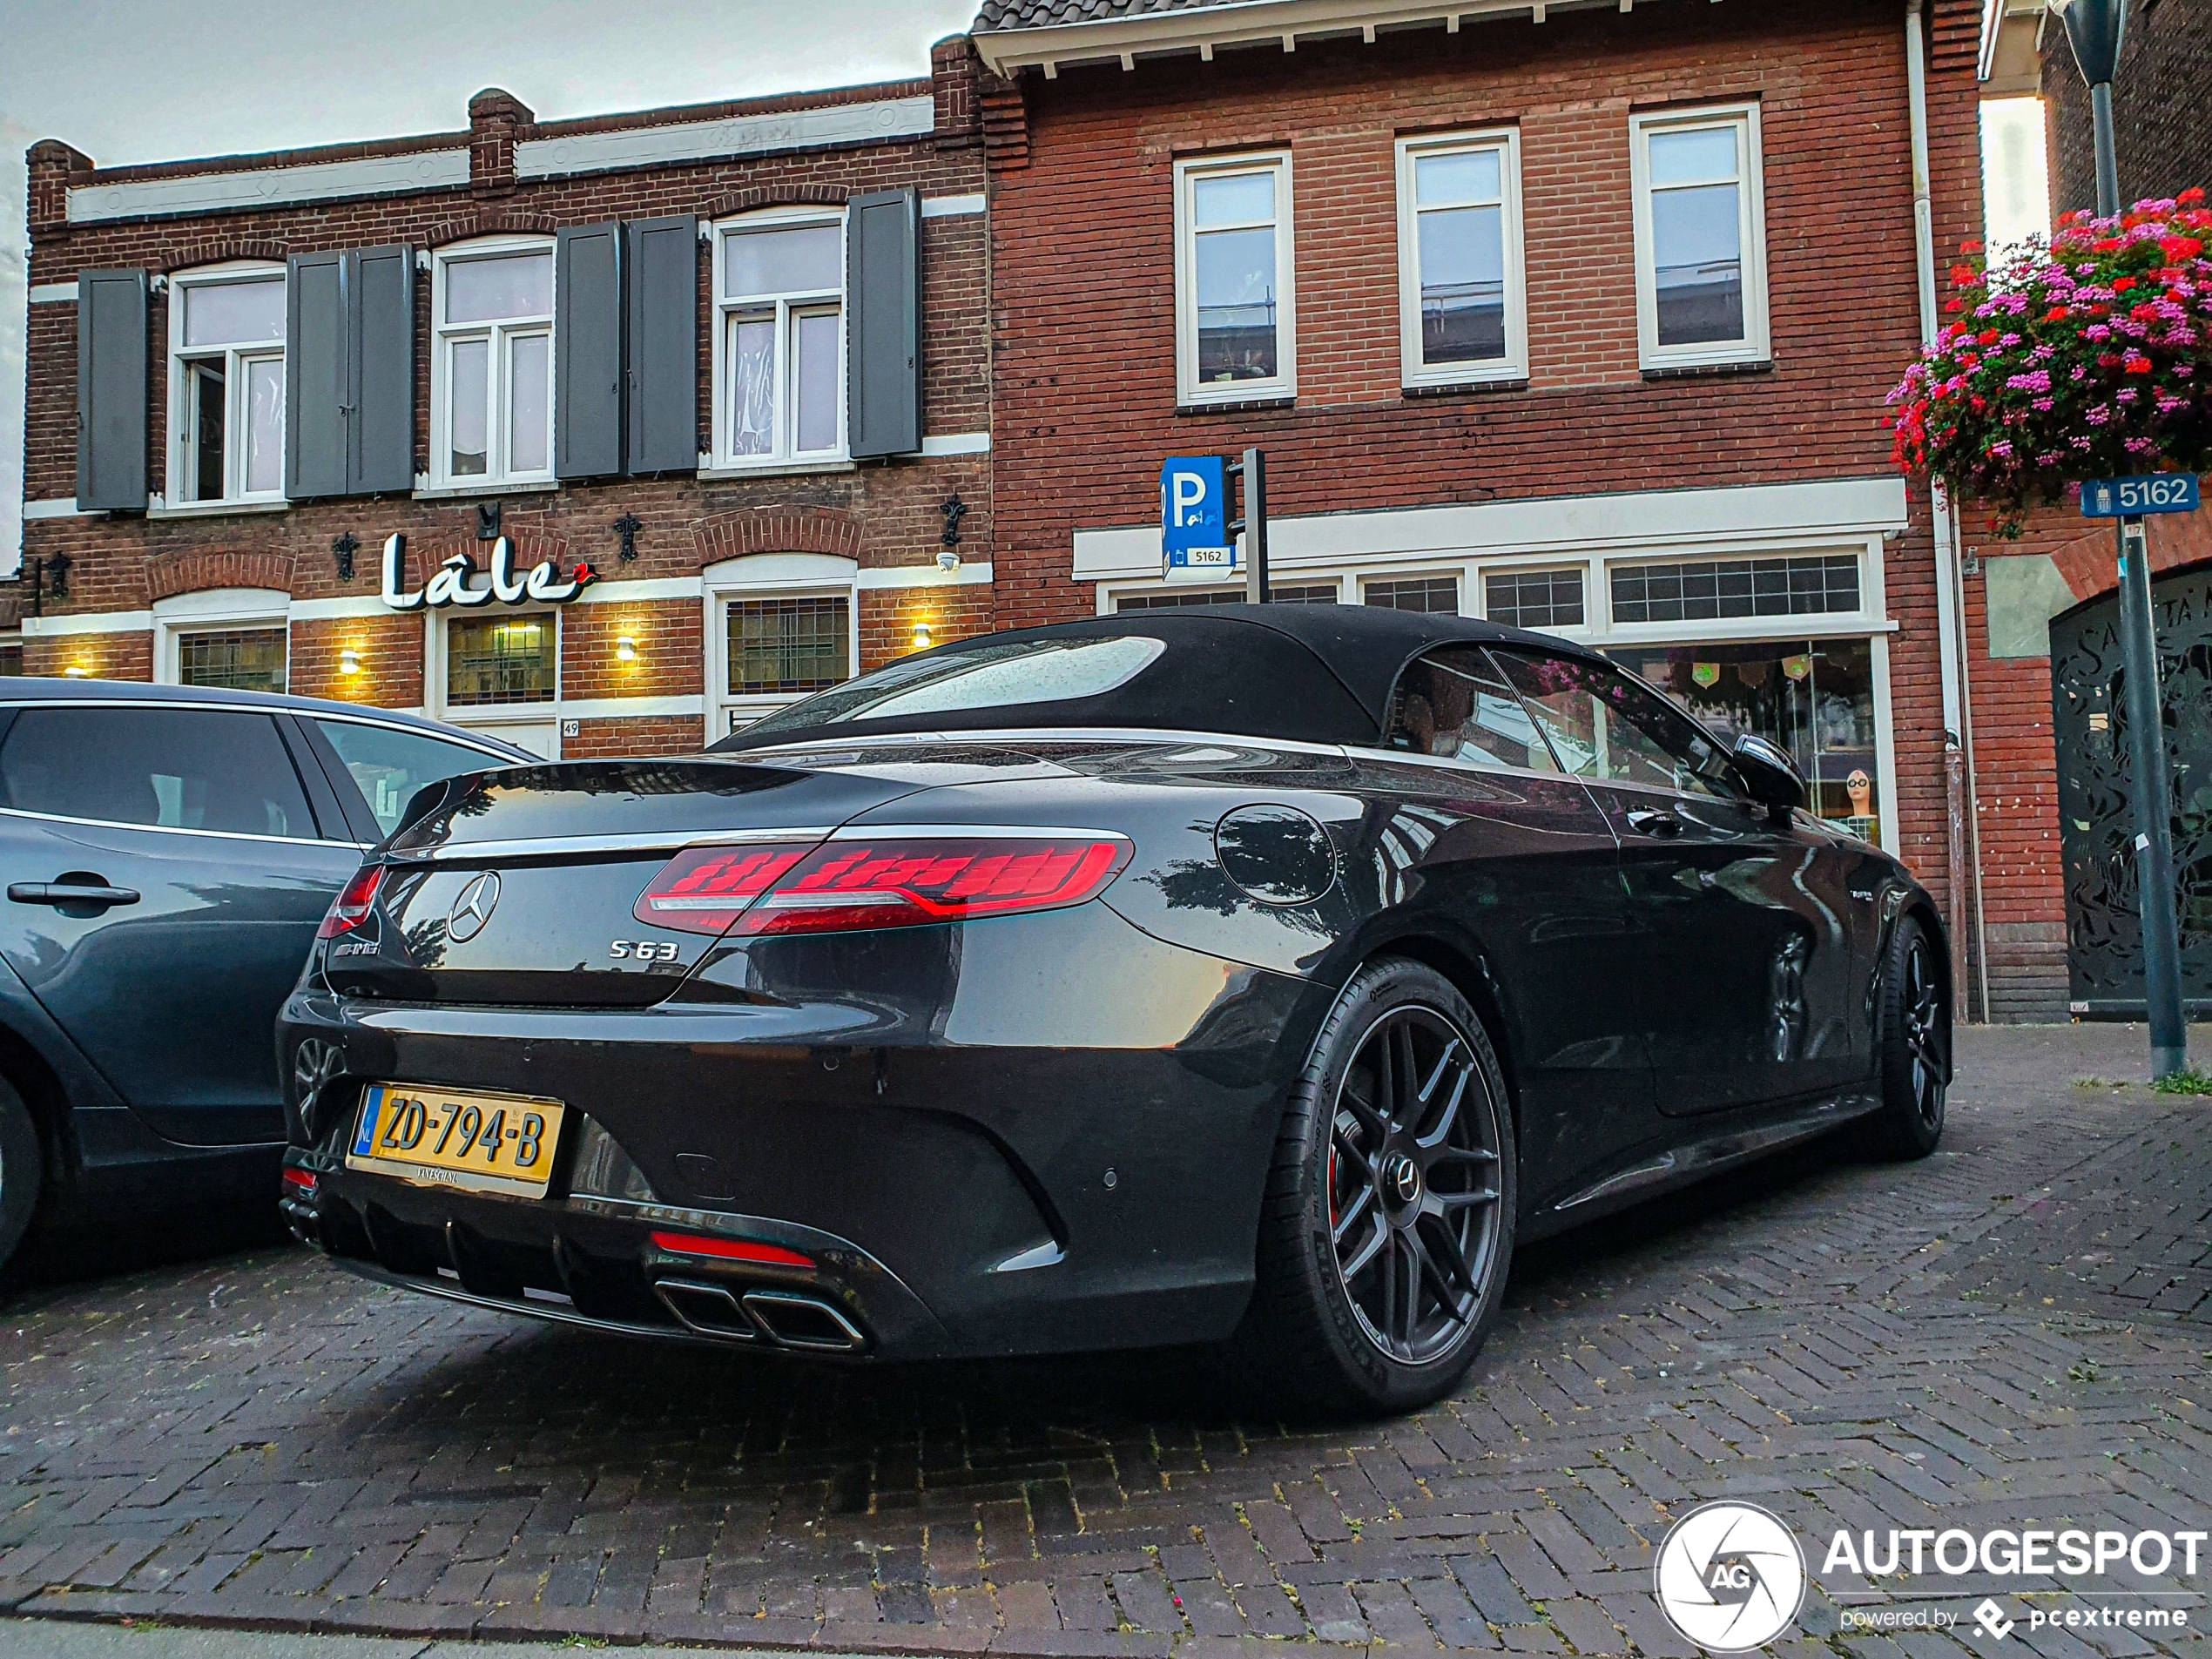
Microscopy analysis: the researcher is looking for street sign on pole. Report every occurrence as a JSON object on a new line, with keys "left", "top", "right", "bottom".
{"left": 2080, "top": 475, "right": 2201, "bottom": 517}
{"left": 1160, "top": 455, "right": 1232, "bottom": 583}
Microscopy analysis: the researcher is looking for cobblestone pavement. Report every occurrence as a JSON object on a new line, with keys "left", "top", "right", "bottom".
{"left": 3, "top": 1025, "right": 2209, "bottom": 1657}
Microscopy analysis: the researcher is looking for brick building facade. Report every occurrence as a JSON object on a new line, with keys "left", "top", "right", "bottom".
{"left": 2041, "top": 0, "right": 2211, "bottom": 214}
{"left": 971, "top": 0, "right": 2011, "bottom": 1003}
{"left": 13, "top": 46, "right": 995, "bottom": 760}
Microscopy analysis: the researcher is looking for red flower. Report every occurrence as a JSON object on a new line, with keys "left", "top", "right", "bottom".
{"left": 2114, "top": 276, "right": 2138, "bottom": 294}
{"left": 2044, "top": 307, "right": 2072, "bottom": 323}
{"left": 1950, "top": 264, "right": 1979, "bottom": 287}
{"left": 1978, "top": 328, "right": 2000, "bottom": 346}
{"left": 2094, "top": 238, "right": 2124, "bottom": 253}
{"left": 2179, "top": 187, "right": 2207, "bottom": 206}
{"left": 1944, "top": 298, "right": 1966, "bottom": 314}
{"left": 2125, "top": 353, "right": 2155, "bottom": 374}
{"left": 2161, "top": 235, "right": 2205, "bottom": 261}
{"left": 1959, "top": 239, "right": 1985, "bottom": 254}
{"left": 1970, "top": 395, "right": 1987, "bottom": 412}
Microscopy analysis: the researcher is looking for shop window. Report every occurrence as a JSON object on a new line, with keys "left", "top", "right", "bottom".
{"left": 1176, "top": 152, "right": 1295, "bottom": 406}
{"left": 1398, "top": 132, "right": 1525, "bottom": 386}
{"left": 167, "top": 268, "right": 286, "bottom": 505}
{"left": 447, "top": 614, "right": 556, "bottom": 706}
{"left": 434, "top": 242, "right": 555, "bottom": 487}
{"left": 1608, "top": 639, "right": 1884, "bottom": 845}
{"left": 1610, "top": 555, "right": 1859, "bottom": 624}
{"left": 1631, "top": 105, "right": 1770, "bottom": 368}
{"left": 1365, "top": 576, "right": 1460, "bottom": 614}
{"left": 176, "top": 626, "right": 287, "bottom": 693}
{"left": 712, "top": 212, "right": 845, "bottom": 466}
{"left": 727, "top": 596, "right": 850, "bottom": 694}
{"left": 1485, "top": 569, "right": 1584, "bottom": 630}
{"left": 1114, "top": 583, "right": 1337, "bottom": 610}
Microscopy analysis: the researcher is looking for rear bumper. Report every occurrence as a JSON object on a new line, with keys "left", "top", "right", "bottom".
{"left": 279, "top": 902, "right": 1321, "bottom": 1362}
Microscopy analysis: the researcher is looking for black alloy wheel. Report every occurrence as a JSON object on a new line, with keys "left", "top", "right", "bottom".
{"left": 1869, "top": 915, "right": 1949, "bottom": 1159}
{"left": 1242, "top": 958, "right": 1517, "bottom": 1415}
{"left": 1328, "top": 1006, "right": 1503, "bottom": 1364}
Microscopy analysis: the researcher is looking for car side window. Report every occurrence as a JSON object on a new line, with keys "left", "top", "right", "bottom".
{"left": 312, "top": 718, "right": 502, "bottom": 837}
{"left": 1488, "top": 650, "right": 1737, "bottom": 799}
{"left": 0, "top": 707, "right": 319, "bottom": 837}
{"left": 1384, "top": 646, "right": 1558, "bottom": 772}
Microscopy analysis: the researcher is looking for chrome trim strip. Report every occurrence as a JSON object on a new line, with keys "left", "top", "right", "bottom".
{"left": 1342, "top": 744, "right": 1571, "bottom": 788}
{"left": 826, "top": 823, "right": 1133, "bottom": 842}
{"left": 390, "top": 826, "right": 834, "bottom": 862}
{"left": 0, "top": 805, "right": 347, "bottom": 849}
{"left": 733, "top": 725, "right": 1351, "bottom": 759}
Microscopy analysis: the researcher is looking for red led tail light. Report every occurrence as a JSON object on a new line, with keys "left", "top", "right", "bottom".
{"left": 631, "top": 844, "right": 815, "bottom": 936}
{"left": 729, "top": 835, "right": 1131, "bottom": 937}
{"left": 317, "top": 863, "right": 385, "bottom": 938}
{"left": 632, "top": 834, "right": 1131, "bottom": 940}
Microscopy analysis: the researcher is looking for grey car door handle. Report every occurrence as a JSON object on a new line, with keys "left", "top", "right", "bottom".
{"left": 8, "top": 881, "right": 141, "bottom": 907}
{"left": 1624, "top": 809, "right": 1682, "bottom": 838}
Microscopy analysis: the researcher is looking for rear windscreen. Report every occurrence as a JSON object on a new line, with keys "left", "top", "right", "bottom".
{"left": 738, "top": 635, "right": 1166, "bottom": 738}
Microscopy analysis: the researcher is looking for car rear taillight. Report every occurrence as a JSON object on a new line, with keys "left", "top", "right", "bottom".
{"left": 317, "top": 864, "right": 385, "bottom": 938}
{"left": 651, "top": 1231, "right": 813, "bottom": 1269}
{"left": 632, "top": 844, "right": 816, "bottom": 936}
{"left": 633, "top": 834, "right": 1131, "bottom": 940}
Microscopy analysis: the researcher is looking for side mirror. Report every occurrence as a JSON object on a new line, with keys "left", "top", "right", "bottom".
{"left": 1731, "top": 732, "right": 1806, "bottom": 814}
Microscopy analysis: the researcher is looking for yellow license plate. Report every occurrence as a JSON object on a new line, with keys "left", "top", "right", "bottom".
{"left": 346, "top": 1082, "right": 566, "bottom": 1199}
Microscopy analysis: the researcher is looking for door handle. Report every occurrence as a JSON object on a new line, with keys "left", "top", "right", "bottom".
{"left": 8, "top": 881, "right": 141, "bottom": 908}
{"left": 1624, "top": 809, "right": 1682, "bottom": 838}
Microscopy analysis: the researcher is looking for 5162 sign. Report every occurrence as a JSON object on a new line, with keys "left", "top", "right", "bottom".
{"left": 379, "top": 531, "right": 599, "bottom": 612}
{"left": 2080, "top": 475, "right": 2202, "bottom": 518}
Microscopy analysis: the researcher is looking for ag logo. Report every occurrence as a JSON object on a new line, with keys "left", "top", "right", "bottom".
{"left": 1654, "top": 1501, "right": 1806, "bottom": 1651}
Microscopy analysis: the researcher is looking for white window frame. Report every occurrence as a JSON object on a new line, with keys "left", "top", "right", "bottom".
{"left": 429, "top": 236, "right": 556, "bottom": 491}
{"left": 1359, "top": 570, "right": 1467, "bottom": 615}
{"left": 1173, "top": 151, "right": 1297, "bottom": 408}
{"left": 428, "top": 607, "right": 563, "bottom": 747}
{"left": 710, "top": 208, "right": 849, "bottom": 470}
{"left": 152, "top": 587, "right": 292, "bottom": 690}
{"left": 165, "top": 264, "right": 287, "bottom": 509}
{"left": 1475, "top": 562, "right": 1590, "bottom": 632}
{"left": 703, "top": 555, "right": 861, "bottom": 737}
{"left": 1629, "top": 103, "right": 1770, "bottom": 371}
{"left": 1395, "top": 129, "right": 1527, "bottom": 388}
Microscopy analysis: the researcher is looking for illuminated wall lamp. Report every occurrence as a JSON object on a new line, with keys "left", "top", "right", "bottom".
{"left": 616, "top": 635, "right": 639, "bottom": 664}
{"left": 338, "top": 648, "right": 363, "bottom": 676}
{"left": 912, "top": 622, "right": 933, "bottom": 651}
{"left": 63, "top": 665, "right": 90, "bottom": 678}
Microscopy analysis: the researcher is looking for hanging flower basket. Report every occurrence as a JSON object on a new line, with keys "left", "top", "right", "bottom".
{"left": 1887, "top": 190, "right": 2212, "bottom": 536}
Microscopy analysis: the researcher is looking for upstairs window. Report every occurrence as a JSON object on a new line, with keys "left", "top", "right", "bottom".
{"left": 167, "top": 268, "right": 286, "bottom": 505}
{"left": 1175, "top": 153, "right": 1295, "bottom": 406}
{"left": 433, "top": 241, "right": 555, "bottom": 487}
{"left": 1397, "top": 132, "right": 1526, "bottom": 386}
{"left": 713, "top": 212, "right": 845, "bottom": 466}
{"left": 1631, "top": 105, "right": 1770, "bottom": 368}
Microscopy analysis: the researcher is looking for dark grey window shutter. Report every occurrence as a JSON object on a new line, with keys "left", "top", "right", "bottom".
{"left": 76, "top": 269, "right": 147, "bottom": 510}
{"left": 556, "top": 223, "right": 623, "bottom": 479}
{"left": 624, "top": 215, "right": 698, "bottom": 475}
{"left": 347, "top": 245, "right": 415, "bottom": 495}
{"left": 286, "top": 251, "right": 348, "bottom": 500}
{"left": 846, "top": 188, "right": 921, "bottom": 460}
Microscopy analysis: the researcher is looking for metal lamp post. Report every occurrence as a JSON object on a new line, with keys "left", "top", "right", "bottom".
{"left": 2051, "top": 0, "right": 2188, "bottom": 1076}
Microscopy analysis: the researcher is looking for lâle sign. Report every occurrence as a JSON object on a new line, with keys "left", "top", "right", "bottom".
{"left": 379, "top": 532, "right": 599, "bottom": 612}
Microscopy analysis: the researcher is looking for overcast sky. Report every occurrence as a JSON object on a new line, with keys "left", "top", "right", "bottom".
{"left": 1, "top": 3, "right": 2048, "bottom": 581}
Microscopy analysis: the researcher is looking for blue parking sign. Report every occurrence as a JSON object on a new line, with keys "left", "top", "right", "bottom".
{"left": 1161, "top": 455, "right": 1233, "bottom": 581}
{"left": 2080, "top": 475, "right": 2200, "bottom": 517}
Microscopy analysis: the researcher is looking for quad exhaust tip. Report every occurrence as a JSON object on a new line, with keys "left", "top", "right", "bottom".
{"left": 652, "top": 1278, "right": 867, "bottom": 1352}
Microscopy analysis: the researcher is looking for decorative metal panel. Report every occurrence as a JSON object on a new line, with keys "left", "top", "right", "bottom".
{"left": 2049, "top": 563, "right": 2212, "bottom": 1014}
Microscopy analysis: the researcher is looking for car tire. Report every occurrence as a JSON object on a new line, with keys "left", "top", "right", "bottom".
{"left": 1240, "top": 957, "right": 1517, "bottom": 1417}
{"left": 0, "top": 1076, "right": 43, "bottom": 1271}
{"left": 1868, "top": 915, "right": 1949, "bottom": 1160}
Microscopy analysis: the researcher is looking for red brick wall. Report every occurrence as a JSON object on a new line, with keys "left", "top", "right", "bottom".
{"left": 17, "top": 51, "right": 997, "bottom": 761}
{"left": 985, "top": 0, "right": 1987, "bottom": 927}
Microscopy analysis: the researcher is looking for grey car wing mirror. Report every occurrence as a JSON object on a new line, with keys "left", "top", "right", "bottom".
{"left": 1731, "top": 732, "right": 1806, "bottom": 819}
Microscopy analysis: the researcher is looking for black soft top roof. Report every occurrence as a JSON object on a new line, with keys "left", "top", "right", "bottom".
{"left": 713, "top": 604, "right": 1596, "bottom": 752}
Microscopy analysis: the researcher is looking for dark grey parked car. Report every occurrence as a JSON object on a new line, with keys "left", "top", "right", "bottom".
{"left": 0, "top": 678, "right": 527, "bottom": 1270}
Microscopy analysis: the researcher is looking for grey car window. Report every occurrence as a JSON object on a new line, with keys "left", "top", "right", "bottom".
{"left": 1385, "top": 646, "right": 1557, "bottom": 772}
{"left": 0, "top": 706, "right": 318, "bottom": 837}
{"left": 1488, "top": 650, "right": 1737, "bottom": 799}
{"left": 313, "top": 718, "right": 502, "bottom": 837}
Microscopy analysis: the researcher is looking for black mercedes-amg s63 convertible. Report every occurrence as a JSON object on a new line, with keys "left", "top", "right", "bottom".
{"left": 278, "top": 604, "right": 1950, "bottom": 1413}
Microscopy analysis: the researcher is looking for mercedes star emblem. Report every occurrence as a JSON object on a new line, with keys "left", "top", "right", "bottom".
{"left": 447, "top": 872, "right": 502, "bottom": 943}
